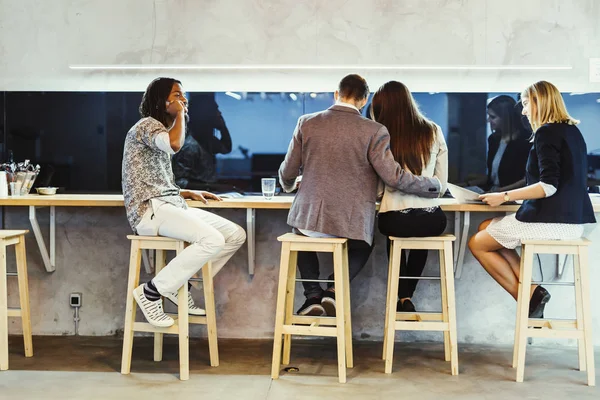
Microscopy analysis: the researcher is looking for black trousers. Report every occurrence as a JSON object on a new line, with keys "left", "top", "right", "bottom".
{"left": 295, "top": 230, "right": 373, "bottom": 298}
{"left": 378, "top": 207, "right": 447, "bottom": 299}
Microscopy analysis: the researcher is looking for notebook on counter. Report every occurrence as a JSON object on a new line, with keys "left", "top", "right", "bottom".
{"left": 447, "top": 183, "right": 484, "bottom": 204}
{"left": 218, "top": 192, "right": 244, "bottom": 199}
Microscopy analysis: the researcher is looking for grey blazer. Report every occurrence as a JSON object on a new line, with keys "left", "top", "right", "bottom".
{"left": 279, "top": 105, "right": 441, "bottom": 244}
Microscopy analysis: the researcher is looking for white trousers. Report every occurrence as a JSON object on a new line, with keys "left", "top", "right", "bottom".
{"left": 135, "top": 199, "right": 246, "bottom": 294}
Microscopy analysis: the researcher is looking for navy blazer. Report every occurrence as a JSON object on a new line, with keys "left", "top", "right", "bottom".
{"left": 516, "top": 123, "right": 595, "bottom": 224}
{"left": 486, "top": 132, "right": 532, "bottom": 189}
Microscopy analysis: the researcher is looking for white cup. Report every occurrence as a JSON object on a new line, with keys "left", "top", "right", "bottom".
{"left": 0, "top": 172, "right": 7, "bottom": 197}
{"left": 261, "top": 178, "right": 276, "bottom": 200}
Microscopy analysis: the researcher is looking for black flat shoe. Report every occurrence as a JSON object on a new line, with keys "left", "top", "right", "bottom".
{"left": 396, "top": 299, "right": 416, "bottom": 313}
{"left": 529, "top": 286, "right": 551, "bottom": 318}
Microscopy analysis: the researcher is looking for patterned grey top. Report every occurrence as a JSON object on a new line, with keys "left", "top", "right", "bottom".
{"left": 122, "top": 117, "right": 187, "bottom": 231}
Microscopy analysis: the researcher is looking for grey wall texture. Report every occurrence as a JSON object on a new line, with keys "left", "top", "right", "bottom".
{"left": 3, "top": 206, "right": 599, "bottom": 348}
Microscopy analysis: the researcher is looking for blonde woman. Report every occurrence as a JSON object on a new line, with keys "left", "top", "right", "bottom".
{"left": 468, "top": 81, "right": 595, "bottom": 318}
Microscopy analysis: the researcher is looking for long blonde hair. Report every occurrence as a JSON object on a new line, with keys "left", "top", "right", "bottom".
{"left": 521, "top": 80, "right": 579, "bottom": 132}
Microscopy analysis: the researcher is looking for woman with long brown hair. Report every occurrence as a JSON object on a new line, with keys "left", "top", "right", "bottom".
{"left": 371, "top": 81, "right": 448, "bottom": 312}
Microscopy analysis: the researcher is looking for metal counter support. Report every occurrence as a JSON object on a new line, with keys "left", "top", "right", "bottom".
{"left": 29, "top": 206, "right": 55, "bottom": 272}
{"left": 247, "top": 208, "right": 256, "bottom": 275}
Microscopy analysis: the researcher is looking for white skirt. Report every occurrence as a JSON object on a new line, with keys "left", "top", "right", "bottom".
{"left": 486, "top": 213, "right": 586, "bottom": 249}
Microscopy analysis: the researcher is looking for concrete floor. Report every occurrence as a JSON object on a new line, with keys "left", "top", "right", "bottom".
{"left": 1, "top": 336, "right": 598, "bottom": 399}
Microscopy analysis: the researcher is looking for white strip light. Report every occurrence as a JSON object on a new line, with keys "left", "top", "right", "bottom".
{"left": 69, "top": 64, "right": 573, "bottom": 71}
{"left": 225, "top": 91, "right": 241, "bottom": 100}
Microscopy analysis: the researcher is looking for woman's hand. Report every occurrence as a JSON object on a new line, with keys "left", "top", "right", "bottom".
{"left": 180, "top": 190, "right": 222, "bottom": 204}
{"left": 479, "top": 192, "right": 506, "bottom": 207}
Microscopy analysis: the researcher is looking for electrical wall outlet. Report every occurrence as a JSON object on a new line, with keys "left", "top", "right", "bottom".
{"left": 69, "top": 292, "right": 82, "bottom": 307}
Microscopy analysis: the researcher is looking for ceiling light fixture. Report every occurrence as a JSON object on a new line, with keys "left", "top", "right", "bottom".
{"left": 68, "top": 64, "right": 573, "bottom": 71}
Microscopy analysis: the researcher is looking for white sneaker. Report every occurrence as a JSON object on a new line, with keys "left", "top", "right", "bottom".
{"left": 164, "top": 289, "right": 206, "bottom": 316}
{"left": 132, "top": 285, "right": 174, "bottom": 328}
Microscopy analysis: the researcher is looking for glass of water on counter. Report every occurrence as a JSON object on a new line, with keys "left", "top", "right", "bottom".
{"left": 261, "top": 178, "right": 276, "bottom": 200}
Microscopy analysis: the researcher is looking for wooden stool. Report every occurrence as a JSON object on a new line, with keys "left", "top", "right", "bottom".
{"left": 383, "top": 235, "right": 458, "bottom": 375}
{"left": 0, "top": 230, "right": 32, "bottom": 371}
{"left": 513, "top": 239, "right": 595, "bottom": 386}
{"left": 121, "top": 235, "right": 219, "bottom": 381}
{"left": 271, "top": 233, "right": 352, "bottom": 383}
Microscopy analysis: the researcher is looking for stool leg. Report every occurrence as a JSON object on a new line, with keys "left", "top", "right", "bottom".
{"left": 576, "top": 245, "right": 595, "bottom": 386}
{"left": 177, "top": 243, "right": 190, "bottom": 381}
{"left": 439, "top": 249, "right": 450, "bottom": 363}
{"left": 573, "top": 252, "right": 586, "bottom": 372}
{"left": 0, "top": 245, "right": 8, "bottom": 370}
{"left": 342, "top": 243, "right": 353, "bottom": 369}
{"left": 512, "top": 246, "right": 526, "bottom": 369}
{"left": 382, "top": 243, "right": 394, "bottom": 360}
{"left": 384, "top": 241, "right": 402, "bottom": 374}
{"left": 333, "top": 244, "right": 347, "bottom": 383}
{"left": 153, "top": 249, "right": 166, "bottom": 363}
{"left": 443, "top": 242, "right": 459, "bottom": 375}
{"left": 202, "top": 261, "right": 220, "bottom": 367}
{"left": 121, "top": 241, "right": 142, "bottom": 375}
{"left": 515, "top": 245, "right": 534, "bottom": 383}
{"left": 282, "top": 250, "right": 297, "bottom": 365}
{"left": 271, "top": 242, "right": 292, "bottom": 379}
{"left": 15, "top": 237, "right": 33, "bottom": 358}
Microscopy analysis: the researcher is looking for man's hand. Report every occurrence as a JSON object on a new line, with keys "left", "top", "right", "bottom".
{"left": 167, "top": 100, "right": 188, "bottom": 116}
{"left": 180, "top": 190, "right": 222, "bottom": 204}
{"left": 479, "top": 192, "right": 505, "bottom": 207}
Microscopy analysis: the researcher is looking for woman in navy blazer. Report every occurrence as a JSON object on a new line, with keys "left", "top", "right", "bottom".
{"left": 468, "top": 81, "right": 595, "bottom": 318}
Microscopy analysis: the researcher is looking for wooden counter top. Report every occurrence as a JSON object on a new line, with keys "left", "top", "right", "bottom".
{"left": 2, "top": 194, "right": 599, "bottom": 212}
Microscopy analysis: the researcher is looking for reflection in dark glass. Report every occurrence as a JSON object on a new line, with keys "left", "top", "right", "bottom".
{"left": 1, "top": 91, "right": 599, "bottom": 193}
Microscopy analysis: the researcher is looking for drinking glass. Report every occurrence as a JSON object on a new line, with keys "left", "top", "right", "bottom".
{"left": 261, "top": 178, "right": 276, "bottom": 200}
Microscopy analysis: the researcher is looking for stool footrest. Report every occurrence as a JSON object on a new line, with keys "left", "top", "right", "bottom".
{"left": 165, "top": 313, "right": 207, "bottom": 325}
{"left": 291, "top": 315, "right": 337, "bottom": 326}
{"left": 282, "top": 324, "right": 338, "bottom": 337}
{"left": 525, "top": 318, "right": 582, "bottom": 338}
{"left": 527, "top": 327, "right": 583, "bottom": 339}
{"left": 395, "top": 321, "right": 449, "bottom": 331}
{"left": 133, "top": 322, "right": 180, "bottom": 334}
{"left": 528, "top": 318, "right": 577, "bottom": 329}
{"left": 7, "top": 308, "right": 22, "bottom": 317}
{"left": 396, "top": 312, "right": 443, "bottom": 321}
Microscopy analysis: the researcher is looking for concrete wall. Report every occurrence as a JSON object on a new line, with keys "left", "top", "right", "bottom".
{"left": 4, "top": 206, "right": 600, "bottom": 348}
{"left": 1, "top": 0, "right": 599, "bottom": 92}
{"left": 2, "top": 0, "right": 600, "bottom": 348}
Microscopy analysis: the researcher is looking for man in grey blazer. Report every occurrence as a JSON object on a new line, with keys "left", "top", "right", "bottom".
{"left": 279, "top": 74, "right": 441, "bottom": 316}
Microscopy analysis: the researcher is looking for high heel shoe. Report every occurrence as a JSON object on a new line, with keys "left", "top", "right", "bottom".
{"left": 529, "top": 286, "right": 551, "bottom": 318}
{"left": 396, "top": 298, "right": 416, "bottom": 313}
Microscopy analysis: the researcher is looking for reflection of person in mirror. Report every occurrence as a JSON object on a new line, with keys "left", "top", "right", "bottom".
{"left": 173, "top": 93, "right": 232, "bottom": 190}
{"left": 463, "top": 95, "right": 532, "bottom": 193}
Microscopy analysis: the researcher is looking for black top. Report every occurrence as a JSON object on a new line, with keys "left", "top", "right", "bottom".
{"left": 487, "top": 132, "right": 532, "bottom": 189}
{"left": 516, "top": 123, "right": 596, "bottom": 224}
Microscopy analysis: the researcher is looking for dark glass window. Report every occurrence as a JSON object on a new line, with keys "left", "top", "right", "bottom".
{"left": 1, "top": 91, "right": 598, "bottom": 193}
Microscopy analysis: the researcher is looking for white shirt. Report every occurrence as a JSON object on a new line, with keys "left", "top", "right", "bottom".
{"left": 335, "top": 101, "right": 360, "bottom": 112}
{"left": 155, "top": 132, "right": 177, "bottom": 155}
{"left": 379, "top": 125, "right": 448, "bottom": 213}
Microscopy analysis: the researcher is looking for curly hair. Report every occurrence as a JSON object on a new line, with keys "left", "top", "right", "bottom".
{"left": 139, "top": 77, "right": 182, "bottom": 128}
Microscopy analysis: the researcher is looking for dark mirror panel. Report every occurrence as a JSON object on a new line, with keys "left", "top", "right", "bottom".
{"left": 1, "top": 91, "right": 599, "bottom": 193}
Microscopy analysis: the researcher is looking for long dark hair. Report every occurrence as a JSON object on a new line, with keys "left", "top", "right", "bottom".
{"left": 487, "top": 95, "right": 521, "bottom": 140}
{"left": 371, "top": 81, "right": 436, "bottom": 175}
{"left": 139, "top": 77, "right": 181, "bottom": 128}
